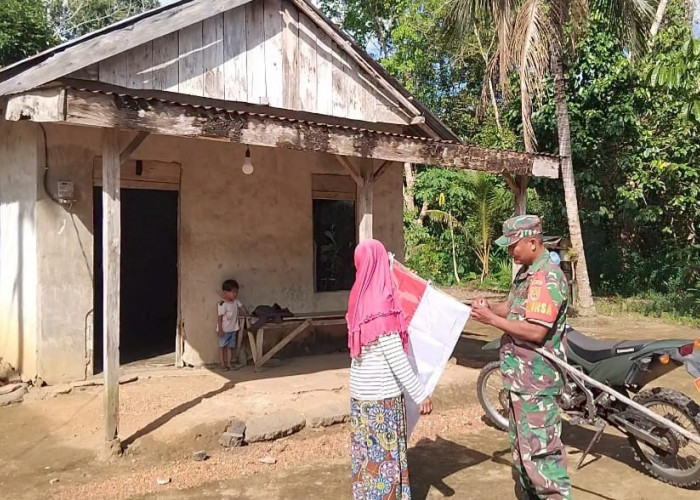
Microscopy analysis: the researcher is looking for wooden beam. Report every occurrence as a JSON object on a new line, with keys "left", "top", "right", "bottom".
{"left": 373, "top": 160, "right": 392, "bottom": 182}
{"left": 0, "top": 0, "right": 255, "bottom": 96}
{"left": 4, "top": 87, "right": 65, "bottom": 121}
{"left": 101, "top": 128, "right": 121, "bottom": 449}
{"left": 358, "top": 159, "right": 374, "bottom": 241}
{"left": 119, "top": 131, "right": 149, "bottom": 164}
{"left": 335, "top": 155, "right": 362, "bottom": 185}
{"left": 63, "top": 89, "right": 559, "bottom": 177}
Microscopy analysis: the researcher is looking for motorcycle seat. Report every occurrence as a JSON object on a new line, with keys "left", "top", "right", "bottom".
{"left": 566, "top": 329, "right": 650, "bottom": 363}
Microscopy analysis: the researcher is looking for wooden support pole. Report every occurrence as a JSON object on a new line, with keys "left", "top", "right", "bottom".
{"left": 119, "top": 131, "right": 149, "bottom": 164}
{"left": 335, "top": 155, "right": 362, "bottom": 186}
{"left": 358, "top": 159, "right": 374, "bottom": 241}
{"left": 102, "top": 128, "right": 121, "bottom": 449}
{"left": 512, "top": 175, "right": 530, "bottom": 279}
{"left": 514, "top": 175, "right": 530, "bottom": 216}
{"left": 373, "top": 160, "right": 392, "bottom": 182}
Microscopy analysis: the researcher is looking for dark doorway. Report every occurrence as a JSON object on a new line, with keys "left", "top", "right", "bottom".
{"left": 93, "top": 188, "right": 178, "bottom": 373}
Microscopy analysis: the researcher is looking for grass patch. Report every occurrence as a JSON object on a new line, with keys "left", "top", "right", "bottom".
{"left": 596, "top": 292, "right": 700, "bottom": 326}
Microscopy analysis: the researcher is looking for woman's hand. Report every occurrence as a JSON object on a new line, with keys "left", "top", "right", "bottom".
{"left": 419, "top": 397, "right": 433, "bottom": 415}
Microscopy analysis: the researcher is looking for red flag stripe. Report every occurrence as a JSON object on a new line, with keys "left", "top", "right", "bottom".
{"left": 391, "top": 260, "right": 428, "bottom": 326}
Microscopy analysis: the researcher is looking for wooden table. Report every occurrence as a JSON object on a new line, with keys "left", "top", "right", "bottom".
{"left": 245, "top": 311, "right": 346, "bottom": 371}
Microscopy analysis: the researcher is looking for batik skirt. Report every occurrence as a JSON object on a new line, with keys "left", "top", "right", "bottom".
{"left": 350, "top": 395, "right": 411, "bottom": 500}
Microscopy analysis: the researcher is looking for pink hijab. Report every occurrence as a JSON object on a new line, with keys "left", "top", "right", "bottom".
{"left": 346, "top": 239, "right": 408, "bottom": 358}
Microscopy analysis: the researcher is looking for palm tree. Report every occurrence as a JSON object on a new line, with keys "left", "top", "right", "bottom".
{"left": 428, "top": 172, "right": 511, "bottom": 282}
{"left": 443, "top": 0, "right": 653, "bottom": 316}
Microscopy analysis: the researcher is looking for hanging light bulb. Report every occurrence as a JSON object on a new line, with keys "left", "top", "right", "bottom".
{"left": 241, "top": 146, "right": 254, "bottom": 175}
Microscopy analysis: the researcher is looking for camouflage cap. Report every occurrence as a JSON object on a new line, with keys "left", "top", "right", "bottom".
{"left": 495, "top": 215, "right": 542, "bottom": 247}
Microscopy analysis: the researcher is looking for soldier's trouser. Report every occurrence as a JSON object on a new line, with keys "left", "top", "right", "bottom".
{"left": 508, "top": 392, "right": 572, "bottom": 500}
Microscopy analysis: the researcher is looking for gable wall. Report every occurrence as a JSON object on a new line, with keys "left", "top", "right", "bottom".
{"left": 70, "top": 0, "right": 409, "bottom": 125}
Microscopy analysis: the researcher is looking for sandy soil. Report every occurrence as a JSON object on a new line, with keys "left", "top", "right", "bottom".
{"left": 0, "top": 314, "right": 697, "bottom": 499}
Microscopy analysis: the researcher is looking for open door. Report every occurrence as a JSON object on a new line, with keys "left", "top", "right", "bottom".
{"left": 93, "top": 188, "right": 179, "bottom": 372}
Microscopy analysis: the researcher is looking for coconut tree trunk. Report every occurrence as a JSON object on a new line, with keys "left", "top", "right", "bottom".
{"left": 403, "top": 162, "right": 417, "bottom": 213}
{"left": 650, "top": 0, "right": 669, "bottom": 37}
{"left": 551, "top": 45, "right": 596, "bottom": 316}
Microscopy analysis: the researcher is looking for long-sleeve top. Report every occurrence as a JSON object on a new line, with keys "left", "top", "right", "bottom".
{"left": 349, "top": 332, "right": 428, "bottom": 403}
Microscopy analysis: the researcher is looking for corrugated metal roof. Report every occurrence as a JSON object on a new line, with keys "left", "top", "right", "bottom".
{"left": 68, "top": 84, "right": 459, "bottom": 144}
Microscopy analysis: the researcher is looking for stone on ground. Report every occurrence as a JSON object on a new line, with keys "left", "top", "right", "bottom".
{"left": 0, "top": 384, "right": 27, "bottom": 407}
{"left": 219, "top": 419, "right": 246, "bottom": 448}
{"left": 244, "top": 409, "right": 306, "bottom": 443}
{"left": 304, "top": 402, "right": 350, "bottom": 428}
{"left": 0, "top": 383, "right": 25, "bottom": 396}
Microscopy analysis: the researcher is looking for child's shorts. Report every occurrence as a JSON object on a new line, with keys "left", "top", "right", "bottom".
{"left": 219, "top": 331, "right": 238, "bottom": 348}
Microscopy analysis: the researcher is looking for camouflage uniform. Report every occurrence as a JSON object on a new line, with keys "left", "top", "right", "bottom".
{"left": 495, "top": 215, "right": 572, "bottom": 500}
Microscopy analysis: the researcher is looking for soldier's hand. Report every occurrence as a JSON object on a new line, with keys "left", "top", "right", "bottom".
{"left": 473, "top": 296, "right": 491, "bottom": 309}
{"left": 472, "top": 303, "right": 493, "bottom": 324}
{"left": 419, "top": 397, "right": 433, "bottom": 415}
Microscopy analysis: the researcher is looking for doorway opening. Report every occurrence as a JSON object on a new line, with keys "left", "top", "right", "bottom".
{"left": 93, "top": 188, "right": 178, "bottom": 373}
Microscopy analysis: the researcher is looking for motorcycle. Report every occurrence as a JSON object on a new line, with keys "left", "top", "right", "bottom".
{"left": 477, "top": 326, "right": 700, "bottom": 488}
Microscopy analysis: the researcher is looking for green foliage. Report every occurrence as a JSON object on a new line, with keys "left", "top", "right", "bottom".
{"left": 0, "top": 0, "right": 56, "bottom": 67}
{"left": 523, "top": 0, "right": 700, "bottom": 298}
{"left": 48, "top": 0, "right": 160, "bottom": 41}
{"left": 0, "top": 0, "right": 159, "bottom": 66}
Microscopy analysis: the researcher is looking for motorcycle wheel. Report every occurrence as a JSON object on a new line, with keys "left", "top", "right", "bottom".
{"left": 629, "top": 388, "right": 700, "bottom": 488}
{"left": 476, "top": 360, "right": 509, "bottom": 431}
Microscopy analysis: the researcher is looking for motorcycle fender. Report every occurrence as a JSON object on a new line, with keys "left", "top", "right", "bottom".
{"left": 684, "top": 351, "right": 700, "bottom": 379}
{"left": 482, "top": 338, "right": 501, "bottom": 351}
{"left": 629, "top": 339, "right": 696, "bottom": 361}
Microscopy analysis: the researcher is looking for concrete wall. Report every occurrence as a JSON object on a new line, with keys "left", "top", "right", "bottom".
{"left": 0, "top": 121, "right": 40, "bottom": 379}
{"left": 24, "top": 124, "right": 403, "bottom": 381}
{"left": 36, "top": 129, "right": 95, "bottom": 381}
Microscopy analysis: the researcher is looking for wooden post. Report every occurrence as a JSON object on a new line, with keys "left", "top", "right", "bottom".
{"left": 512, "top": 175, "right": 530, "bottom": 279}
{"left": 358, "top": 159, "right": 374, "bottom": 241}
{"left": 514, "top": 174, "right": 529, "bottom": 216}
{"left": 102, "top": 128, "right": 121, "bottom": 450}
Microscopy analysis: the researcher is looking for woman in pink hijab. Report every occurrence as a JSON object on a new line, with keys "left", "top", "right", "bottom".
{"left": 347, "top": 239, "right": 432, "bottom": 500}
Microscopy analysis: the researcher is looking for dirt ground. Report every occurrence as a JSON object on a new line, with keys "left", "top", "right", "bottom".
{"left": 0, "top": 314, "right": 698, "bottom": 500}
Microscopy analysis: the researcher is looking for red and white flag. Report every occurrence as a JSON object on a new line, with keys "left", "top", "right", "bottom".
{"left": 390, "top": 258, "right": 472, "bottom": 436}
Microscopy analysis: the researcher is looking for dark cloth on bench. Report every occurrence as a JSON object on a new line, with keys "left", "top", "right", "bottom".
{"left": 249, "top": 304, "right": 294, "bottom": 333}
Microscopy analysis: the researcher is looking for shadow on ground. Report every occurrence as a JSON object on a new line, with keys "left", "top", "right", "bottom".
{"left": 409, "top": 436, "right": 492, "bottom": 499}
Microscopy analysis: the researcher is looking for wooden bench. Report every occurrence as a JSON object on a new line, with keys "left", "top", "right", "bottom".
{"left": 244, "top": 311, "right": 346, "bottom": 371}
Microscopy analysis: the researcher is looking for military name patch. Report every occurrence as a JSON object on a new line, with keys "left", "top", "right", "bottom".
{"left": 525, "top": 271, "right": 559, "bottom": 324}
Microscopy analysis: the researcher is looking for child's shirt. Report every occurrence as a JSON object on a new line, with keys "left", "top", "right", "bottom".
{"left": 218, "top": 299, "right": 243, "bottom": 333}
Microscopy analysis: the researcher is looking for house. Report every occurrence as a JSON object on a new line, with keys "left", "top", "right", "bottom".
{"left": 0, "top": 0, "right": 557, "bottom": 390}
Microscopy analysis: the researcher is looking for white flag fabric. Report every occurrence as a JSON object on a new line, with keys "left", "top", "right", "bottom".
{"left": 389, "top": 259, "right": 472, "bottom": 437}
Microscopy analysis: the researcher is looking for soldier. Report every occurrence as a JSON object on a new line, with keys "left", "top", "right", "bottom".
{"left": 472, "top": 215, "right": 572, "bottom": 500}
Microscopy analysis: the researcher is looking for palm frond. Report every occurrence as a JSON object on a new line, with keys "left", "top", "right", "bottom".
{"left": 442, "top": 0, "right": 517, "bottom": 93}
{"left": 596, "top": 0, "right": 654, "bottom": 57}
{"left": 512, "top": 0, "right": 553, "bottom": 152}
{"left": 493, "top": 0, "right": 516, "bottom": 94}
{"left": 426, "top": 209, "right": 462, "bottom": 227}
{"left": 441, "top": 0, "right": 495, "bottom": 40}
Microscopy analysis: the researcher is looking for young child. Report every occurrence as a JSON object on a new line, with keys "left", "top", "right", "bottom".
{"left": 217, "top": 279, "right": 247, "bottom": 370}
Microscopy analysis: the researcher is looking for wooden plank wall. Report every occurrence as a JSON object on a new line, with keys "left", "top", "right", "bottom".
{"left": 71, "top": 1, "right": 408, "bottom": 124}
